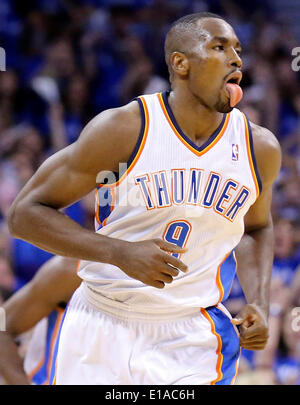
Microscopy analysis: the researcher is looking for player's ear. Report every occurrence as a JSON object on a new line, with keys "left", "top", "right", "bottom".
{"left": 170, "top": 52, "right": 189, "bottom": 77}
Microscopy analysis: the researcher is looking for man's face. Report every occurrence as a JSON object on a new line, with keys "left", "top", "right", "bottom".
{"left": 182, "top": 18, "right": 243, "bottom": 112}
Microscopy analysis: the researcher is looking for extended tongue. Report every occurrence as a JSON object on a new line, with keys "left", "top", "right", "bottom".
{"left": 225, "top": 83, "right": 243, "bottom": 107}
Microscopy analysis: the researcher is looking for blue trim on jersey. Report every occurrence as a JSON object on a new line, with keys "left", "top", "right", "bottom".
{"left": 96, "top": 96, "right": 146, "bottom": 185}
{"left": 127, "top": 97, "right": 146, "bottom": 169}
{"left": 31, "top": 309, "right": 59, "bottom": 385}
{"left": 96, "top": 187, "right": 113, "bottom": 230}
{"left": 220, "top": 251, "right": 237, "bottom": 301}
{"left": 49, "top": 305, "right": 69, "bottom": 385}
{"left": 206, "top": 306, "right": 240, "bottom": 385}
{"left": 244, "top": 113, "right": 263, "bottom": 194}
{"left": 162, "top": 91, "right": 227, "bottom": 153}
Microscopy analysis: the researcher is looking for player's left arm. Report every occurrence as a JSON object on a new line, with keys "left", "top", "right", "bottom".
{"left": 232, "top": 122, "right": 282, "bottom": 350}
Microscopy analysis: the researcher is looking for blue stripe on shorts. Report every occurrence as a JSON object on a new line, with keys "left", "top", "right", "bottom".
{"left": 206, "top": 306, "right": 240, "bottom": 385}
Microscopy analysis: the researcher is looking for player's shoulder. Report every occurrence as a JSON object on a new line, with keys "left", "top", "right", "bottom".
{"left": 249, "top": 121, "right": 282, "bottom": 187}
{"left": 81, "top": 99, "right": 141, "bottom": 142}
{"left": 73, "top": 99, "right": 143, "bottom": 171}
{"left": 249, "top": 121, "right": 280, "bottom": 153}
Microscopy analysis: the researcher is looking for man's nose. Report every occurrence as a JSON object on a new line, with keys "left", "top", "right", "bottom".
{"left": 228, "top": 48, "right": 242, "bottom": 69}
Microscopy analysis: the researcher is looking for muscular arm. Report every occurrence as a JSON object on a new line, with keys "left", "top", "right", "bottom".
{"left": 7, "top": 104, "right": 140, "bottom": 262}
{"left": 233, "top": 123, "right": 281, "bottom": 349}
{"left": 0, "top": 256, "right": 80, "bottom": 385}
{"left": 7, "top": 101, "right": 188, "bottom": 289}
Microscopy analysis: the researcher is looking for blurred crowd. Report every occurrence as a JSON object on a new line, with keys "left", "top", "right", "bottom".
{"left": 0, "top": 0, "right": 299, "bottom": 385}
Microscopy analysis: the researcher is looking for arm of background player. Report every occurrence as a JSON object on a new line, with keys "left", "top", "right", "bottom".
{"left": 0, "top": 256, "right": 80, "bottom": 385}
{"left": 233, "top": 123, "right": 281, "bottom": 350}
{"left": 7, "top": 101, "right": 188, "bottom": 289}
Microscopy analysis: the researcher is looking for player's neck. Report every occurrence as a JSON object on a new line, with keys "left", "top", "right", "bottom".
{"left": 167, "top": 89, "right": 224, "bottom": 147}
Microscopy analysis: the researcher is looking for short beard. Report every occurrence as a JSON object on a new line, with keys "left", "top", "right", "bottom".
{"left": 214, "top": 99, "right": 233, "bottom": 113}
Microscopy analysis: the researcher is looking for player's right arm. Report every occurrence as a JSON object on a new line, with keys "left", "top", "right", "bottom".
{"left": 0, "top": 256, "right": 81, "bottom": 385}
{"left": 7, "top": 102, "right": 188, "bottom": 288}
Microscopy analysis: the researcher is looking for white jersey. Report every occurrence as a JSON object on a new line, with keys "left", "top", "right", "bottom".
{"left": 78, "top": 91, "right": 262, "bottom": 311}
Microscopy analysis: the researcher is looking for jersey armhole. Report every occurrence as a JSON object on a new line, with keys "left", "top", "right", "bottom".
{"left": 125, "top": 96, "right": 147, "bottom": 171}
{"left": 242, "top": 112, "right": 263, "bottom": 197}
{"left": 98, "top": 96, "right": 149, "bottom": 188}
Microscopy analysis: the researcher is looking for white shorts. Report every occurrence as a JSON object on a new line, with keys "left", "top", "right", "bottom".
{"left": 51, "top": 283, "right": 240, "bottom": 385}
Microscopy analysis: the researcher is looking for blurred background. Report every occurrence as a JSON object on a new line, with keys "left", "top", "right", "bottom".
{"left": 0, "top": 0, "right": 299, "bottom": 385}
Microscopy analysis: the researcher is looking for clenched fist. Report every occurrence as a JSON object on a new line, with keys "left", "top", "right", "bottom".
{"left": 231, "top": 304, "right": 269, "bottom": 350}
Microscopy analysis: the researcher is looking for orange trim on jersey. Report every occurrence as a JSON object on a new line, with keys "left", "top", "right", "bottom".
{"left": 201, "top": 308, "right": 223, "bottom": 384}
{"left": 233, "top": 250, "right": 238, "bottom": 272}
{"left": 230, "top": 348, "right": 241, "bottom": 385}
{"left": 100, "top": 187, "right": 116, "bottom": 227}
{"left": 242, "top": 113, "right": 260, "bottom": 198}
{"left": 157, "top": 93, "right": 230, "bottom": 157}
{"left": 215, "top": 304, "right": 240, "bottom": 385}
{"left": 27, "top": 354, "right": 45, "bottom": 382}
{"left": 44, "top": 308, "right": 65, "bottom": 385}
{"left": 216, "top": 252, "right": 232, "bottom": 304}
{"left": 95, "top": 189, "right": 101, "bottom": 227}
{"left": 110, "top": 187, "right": 116, "bottom": 212}
{"left": 76, "top": 259, "right": 81, "bottom": 274}
{"left": 95, "top": 184, "right": 117, "bottom": 229}
{"left": 27, "top": 308, "right": 65, "bottom": 384}
{"left": 99, "top": 96, "right": 149, "bottom": 189}
{"left": 52, "top": 353, "right": 59, "bottom": 385}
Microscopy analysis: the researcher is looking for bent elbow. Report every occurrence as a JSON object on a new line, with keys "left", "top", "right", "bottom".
{"left": 7, "top": 202, "right": 24, "bottom": 239}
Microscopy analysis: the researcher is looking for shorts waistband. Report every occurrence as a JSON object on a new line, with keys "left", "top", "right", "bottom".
{"left": 79, "top": 282, "right": 204, "bottom": 321}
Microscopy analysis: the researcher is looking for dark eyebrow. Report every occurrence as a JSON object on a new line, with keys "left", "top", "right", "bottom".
{"left": 211, "top": 36, "right": 242, "bottom": 49}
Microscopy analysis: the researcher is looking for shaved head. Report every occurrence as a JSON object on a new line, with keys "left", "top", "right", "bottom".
{"left": 163, "top": 12, "right": 242, "bottom": 113}
{"left": 164, "top": 12, "right": 226, "bottom": 79}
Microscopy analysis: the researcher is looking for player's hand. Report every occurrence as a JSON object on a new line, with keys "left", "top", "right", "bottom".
{"left": 231, "top": 304, "right": 269, "bottom": 350}
{"left": 113, "top": 238, "right": 188, "bottom": 288}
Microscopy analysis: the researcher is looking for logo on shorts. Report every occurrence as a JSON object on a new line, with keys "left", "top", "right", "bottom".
{"left": 232, "top": 144, "right": 239, "bottom": 161}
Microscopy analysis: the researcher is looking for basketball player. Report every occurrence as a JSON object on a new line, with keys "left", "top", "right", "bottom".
{"left": 7, "top": 13, "right": 281, "bottom": 384}
{"left": 0, "top": 256, "right": 80, "bottom": 385}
